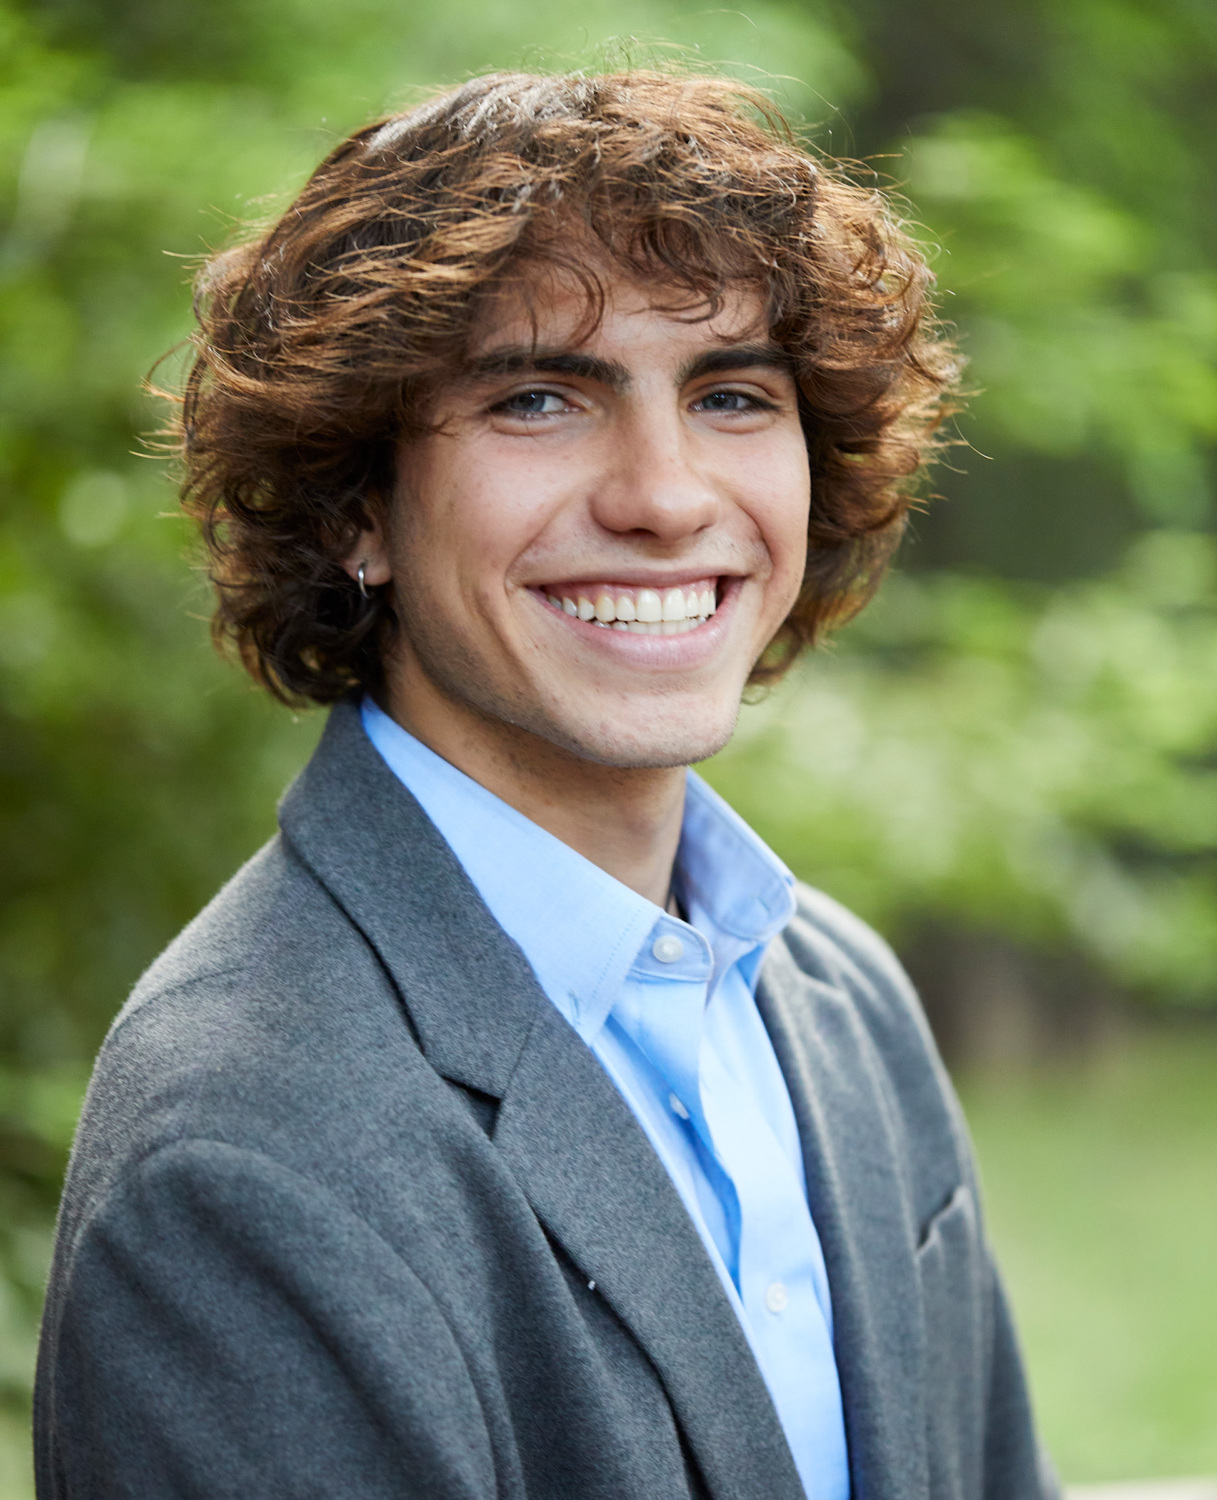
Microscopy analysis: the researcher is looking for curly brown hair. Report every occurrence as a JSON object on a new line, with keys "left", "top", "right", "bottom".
{"left": 177, "top": 69, "right": 961, "bottom": 705}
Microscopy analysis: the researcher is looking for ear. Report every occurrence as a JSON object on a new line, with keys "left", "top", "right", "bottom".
{"left": 341, "top": 511, "right": 392, "bottom": 588}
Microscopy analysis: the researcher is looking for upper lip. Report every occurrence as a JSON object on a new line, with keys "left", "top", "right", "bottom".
{"left": 529, "top": 570, "right": 740, "bottom": 590}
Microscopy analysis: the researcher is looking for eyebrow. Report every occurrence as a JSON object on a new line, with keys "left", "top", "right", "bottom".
{"left": 459, "top": 341, "right": 794, "bottom": 392}
{"left": 460, "top": 349, "right": 631, "bottom": 390}
{"left": 677, "top": 343, "right": 795, "bottom": 384}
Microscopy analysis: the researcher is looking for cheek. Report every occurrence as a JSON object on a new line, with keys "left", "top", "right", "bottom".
{"left": 451, "top": 448, "right": 581, "bottom": 579}
{"left": 751, "top": 447, "right": 811, "bottom": 588}
{"left": 395, "top": 451, "right": 498, "bottom": 579}
{"left": 399, "top": 450, "right": 566, "bottom": 611}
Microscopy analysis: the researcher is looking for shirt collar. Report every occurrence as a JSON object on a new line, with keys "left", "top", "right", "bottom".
{"left": 361, "top": 698, "right": 795, "bottom": 1043}
{"left": 679, "top": 773, "right": 795, "bottom": 949}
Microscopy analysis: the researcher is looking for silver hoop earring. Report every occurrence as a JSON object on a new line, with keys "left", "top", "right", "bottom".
{"left": 357, "top": 562, "right": 370, "bottom": 600}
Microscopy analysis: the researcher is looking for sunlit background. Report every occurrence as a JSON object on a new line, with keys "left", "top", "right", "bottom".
{"left": 2, "top": 0, "right": 1216, "bottom": 1493}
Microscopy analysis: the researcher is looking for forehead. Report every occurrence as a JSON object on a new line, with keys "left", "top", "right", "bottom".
{"left": 465, "top": 263, "right": 773, "bottom": 364}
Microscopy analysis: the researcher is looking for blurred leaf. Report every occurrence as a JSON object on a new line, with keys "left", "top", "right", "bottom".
{"left": 707, "top": 541, "right": 1217, "bottom": 1001}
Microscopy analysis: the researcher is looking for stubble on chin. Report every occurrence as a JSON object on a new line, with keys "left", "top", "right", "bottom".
{"left": 541, "top": 703, "right": 742, "bottom": 771}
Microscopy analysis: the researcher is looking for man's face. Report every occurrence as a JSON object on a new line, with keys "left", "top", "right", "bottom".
{"left": 382, "top": 271, "right": 810, "bottom": 771}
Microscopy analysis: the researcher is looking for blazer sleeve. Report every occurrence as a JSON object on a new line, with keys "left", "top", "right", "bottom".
{"left": 36, "top": 1138, "right": 495, "bottom": 1500}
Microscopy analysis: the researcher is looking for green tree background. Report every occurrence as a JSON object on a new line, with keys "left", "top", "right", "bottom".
{"left": 2, "top": 0, "right": 1215, "bottom": 1489}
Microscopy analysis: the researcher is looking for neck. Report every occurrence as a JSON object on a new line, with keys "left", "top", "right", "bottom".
{"left": 383, "top": 688, "right": 687, "bottom": 910}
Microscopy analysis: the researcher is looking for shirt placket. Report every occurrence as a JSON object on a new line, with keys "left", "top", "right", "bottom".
{"left": 615, "top": 920, "right": 747, "bottom": 1283}
{"left": 618, "top": 916, "right": 715, "bottom": 1126}
{"left": 625, "top": 923, "right": 848, "bottom": 1500}
{"left": 699, "top": 1036, "right": 848, "bottom": 1499}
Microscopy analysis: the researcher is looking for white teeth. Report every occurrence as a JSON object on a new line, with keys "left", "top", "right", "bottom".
{"left": 636, "top": 589, "right": 663, "bottom": 623}
{"left": 622, "top": 620, "right": 695, "bottom": 635}
{"left": 662, "top": 587, "right": 686, "bottom": 622}
{"left": 544, "top": 582, "right": 717, "bottom": 630}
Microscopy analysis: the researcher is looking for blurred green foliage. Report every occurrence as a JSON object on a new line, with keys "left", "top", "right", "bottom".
{"left": 714, "top": 539, "right": 1217, "bottom": 1001}
{"left": 2, "top": 0, "right": 1215, "bottom": 1484}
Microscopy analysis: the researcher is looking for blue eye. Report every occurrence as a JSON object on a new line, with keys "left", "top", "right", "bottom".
{"left": 696, "top": 390, "right": 774, "bottom": 413}
{"left": 496, "top": 390, "right": 567, "bottom": 416}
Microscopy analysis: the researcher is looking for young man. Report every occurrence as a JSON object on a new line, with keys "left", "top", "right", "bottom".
{"left": 36, "top": 72, "right": 1055, "bottom": 1500}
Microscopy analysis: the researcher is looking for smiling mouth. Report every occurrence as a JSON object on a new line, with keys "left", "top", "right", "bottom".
{"left": 538, "top": 579, "right": 719, "bottom": 635}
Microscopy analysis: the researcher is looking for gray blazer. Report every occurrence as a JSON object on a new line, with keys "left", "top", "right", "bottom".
{"left": 35, "top": 701, "right": 1055, "bottom": 1500}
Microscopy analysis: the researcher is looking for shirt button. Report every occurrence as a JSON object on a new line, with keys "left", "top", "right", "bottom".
{"left": 765, "top": 1281, "right": 789, "bottom": 1314}
{"left": 668, "top": 1092, "right": 690, "bottom": 1120}
{"left": 652, "top": 934, "right": 684, "bottom": 963}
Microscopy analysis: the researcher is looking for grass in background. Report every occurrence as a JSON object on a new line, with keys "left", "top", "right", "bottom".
{"left": 962, "top": 1023, "right": 1217, "bottom": 1483}
{"left": 0, "top": 1412, "right": 29, "bottom": 1500}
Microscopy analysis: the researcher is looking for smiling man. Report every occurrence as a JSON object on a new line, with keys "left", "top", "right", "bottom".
{"left": 36, "top": 72, "right": 1056, "bottom": 1500}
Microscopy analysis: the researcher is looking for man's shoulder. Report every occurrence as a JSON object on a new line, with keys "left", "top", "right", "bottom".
{"left": 114, "top": 830, "right": 394, "bottom": 1058}
{"left": 58, "top": 833, "right": 434, "bottom": 1248}
{"left": 780, "top": 881, "right": 921, "bottom": 1014}
{"left": 95, "top": 833, "right": 375, "bottom": 1108}
{"left": 109, "top": 826, "right": 409, "bottom": 1078}
{"left": 769, "top": 881, "right": 969, "bottom": 1179}
{"left": 777, "top": 878, "right": 945, "bottom": 1073}
{"left": 124, "top": 832, "right": 325, "bottom": 1012}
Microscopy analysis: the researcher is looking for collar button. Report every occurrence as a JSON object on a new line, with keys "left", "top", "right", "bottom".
{"left": 651, "top": 934, "right": 684, "bottom": 964}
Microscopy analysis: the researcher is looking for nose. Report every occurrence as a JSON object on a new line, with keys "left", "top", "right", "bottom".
{"left": 589, "top": 404, "right": 721, "bottom": 543}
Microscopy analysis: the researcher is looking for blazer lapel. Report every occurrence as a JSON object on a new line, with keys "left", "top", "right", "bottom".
{"left": 494, "top": 1003, "right": 806, "bottom": 1500}
{"left": 279, "top": 702, "right": 804, "bottom": 1500}
{"left": 279, "top": 701, "right": 542, "bottom": 1096}
{"left": 756, "top": 936, "right": 930, "bottom": 1500}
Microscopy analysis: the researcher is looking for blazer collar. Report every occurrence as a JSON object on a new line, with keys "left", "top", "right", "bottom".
{"left": 279, "top": 699, "right": 543, "bottom": 1096}
{"left": 278, "top": 701, "right": 806, "bottom": 1500}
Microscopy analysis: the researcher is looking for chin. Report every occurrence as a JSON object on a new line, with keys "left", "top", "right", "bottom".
{"left": 537, "top": 701, "right": 742, "bottom": 771}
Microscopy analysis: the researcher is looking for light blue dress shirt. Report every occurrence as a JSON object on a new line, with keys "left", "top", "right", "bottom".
{"left": 362, "top": 699, "right": 849, "bottom": 1500}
